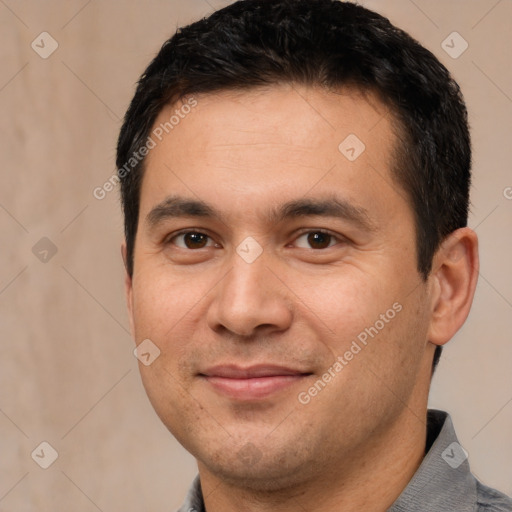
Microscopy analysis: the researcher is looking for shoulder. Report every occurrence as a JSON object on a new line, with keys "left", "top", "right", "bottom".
{"left": 476, "top": 480, "right": 512, "bottom": 512}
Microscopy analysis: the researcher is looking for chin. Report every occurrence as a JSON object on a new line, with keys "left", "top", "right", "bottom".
{"left": 206, "top": 460, "right": 310, "bottom": 492}
{"left": 197, "top": 437, "right": 321, "bottom": 492}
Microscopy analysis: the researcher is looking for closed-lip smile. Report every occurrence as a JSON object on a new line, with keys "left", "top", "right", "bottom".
{"left": 199, "top": 364, "right": 312, "bottom": 400}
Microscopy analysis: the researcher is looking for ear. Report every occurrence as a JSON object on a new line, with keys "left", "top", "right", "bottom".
{"left": 121, "top": 240, "right": 135, "bottom": 339}
{"left": 427, "top": 227, "right": 479, "bottom": 346}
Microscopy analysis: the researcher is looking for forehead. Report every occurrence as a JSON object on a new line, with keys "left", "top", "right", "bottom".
{"left": 139, "top": 84, "right": 409, "bottom": 228}
{"left": 153, "top": 84, "right": 392, "bottom": 152}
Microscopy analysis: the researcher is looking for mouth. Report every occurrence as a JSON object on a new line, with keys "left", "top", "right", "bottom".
{"left": 199, "top": 364, "right": 313, "bottom": 401}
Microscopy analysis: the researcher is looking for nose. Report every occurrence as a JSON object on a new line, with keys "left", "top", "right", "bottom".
{"left": 206, "top": 252, "right": 293, "bottom": 338}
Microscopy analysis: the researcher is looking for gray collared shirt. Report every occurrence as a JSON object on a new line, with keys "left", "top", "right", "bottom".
{"left": 176, "top": 409, "right": 512, "bottom": 511}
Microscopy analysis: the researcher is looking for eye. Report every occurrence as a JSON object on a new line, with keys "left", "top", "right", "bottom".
{"left": 168, "top": 231, "right": 218, "bottom": 249}
{"left": 293, "top": 230, "right": 341, "bottom": 249}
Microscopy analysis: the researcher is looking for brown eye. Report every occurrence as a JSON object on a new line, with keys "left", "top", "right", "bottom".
{"left": 184, "top": 232, "right": 208, "bottom": 248}
{"left": 294, "top": 231, "right": 337, "bottom": 249}
{"left": 307, "top": 232, "right": 332, "bottom": 249}
{"left": 171, "top": 231, "right": 213, "bottom": 249}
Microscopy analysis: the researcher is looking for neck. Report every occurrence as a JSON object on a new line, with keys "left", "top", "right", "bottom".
{"left": 199, "top": 406, "right": 428, "bottom": 512}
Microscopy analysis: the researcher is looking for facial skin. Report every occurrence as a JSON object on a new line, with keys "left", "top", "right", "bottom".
{"left": 122, "top": 84, "right": 479, "bottom": 511}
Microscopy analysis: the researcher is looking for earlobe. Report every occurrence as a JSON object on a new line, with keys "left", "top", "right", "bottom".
{"left": 427, "top": 228, "right": 479, "bottom": 346}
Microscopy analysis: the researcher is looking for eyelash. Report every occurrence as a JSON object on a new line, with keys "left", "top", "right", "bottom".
{"left": 165, "top": 228, "right": 345, "bottom": 250}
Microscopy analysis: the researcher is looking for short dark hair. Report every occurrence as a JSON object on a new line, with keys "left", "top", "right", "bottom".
{"left": 117, "top": 0, "right": 472, "bottom": 372}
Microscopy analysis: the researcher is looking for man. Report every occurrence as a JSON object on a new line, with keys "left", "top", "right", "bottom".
{"left": 116, "top": 1, "right": 512, "bottom": 510}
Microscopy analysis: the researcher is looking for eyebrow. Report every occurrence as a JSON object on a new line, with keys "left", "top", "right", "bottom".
{"left": 145, "top": 194, "right": 376, "bottom": 232}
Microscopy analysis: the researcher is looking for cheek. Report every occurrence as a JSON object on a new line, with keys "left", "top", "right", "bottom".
{"left": 131, "top": 267, "right": 194, "bottom": 338}
{"left": 130, "top": 271, "right": 196, "bottom": 399}
{"left": 291, "top": 266, "right": 397, "bottom": 344}
{"left": 303, "top": 267, "right": 428, "bottom": 391}
{"left": 349, "top": 291, "right": 430, "bottom": 395}
{"left": 130, "top": 272, "right": 193, "bottom": 424}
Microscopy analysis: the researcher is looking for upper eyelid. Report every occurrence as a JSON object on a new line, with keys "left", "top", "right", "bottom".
{"left": 294, "top": 228, "right": 344, "bottom": 239}
{"left": 165, "top": 228, "right": 212, "bottom": 239}
{"left": 165, "top": 229, "right": 217, "bottom": 246}
{"left": 292, "top": 229, "right": 346, "bottom": 247}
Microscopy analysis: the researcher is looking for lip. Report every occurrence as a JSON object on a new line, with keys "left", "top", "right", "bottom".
{"left": 199, "top": 364, "right": 312, "bottom": 400}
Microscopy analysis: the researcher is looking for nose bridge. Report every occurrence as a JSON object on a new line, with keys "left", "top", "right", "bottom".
{"left": 207, "top": 249, "right": 292, "bottom": 336}
{"left": 226, "top": 255, "right": 266, "bottom": 302}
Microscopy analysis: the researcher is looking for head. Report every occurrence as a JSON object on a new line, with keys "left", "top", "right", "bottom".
{"left": 117, "top": 0, "right": 478, "bottom": 492}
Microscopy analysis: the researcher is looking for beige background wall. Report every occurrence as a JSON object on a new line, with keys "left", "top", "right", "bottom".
{"left": 0, "top": 0, "right": 510, "bottom": 510}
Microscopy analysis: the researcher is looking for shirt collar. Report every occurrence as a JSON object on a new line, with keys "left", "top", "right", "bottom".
{"left": 179, "top": 473, "right": 205, "bottom": 512}
{"left": 389, "top": 409, "right": 477, "bottom": 511}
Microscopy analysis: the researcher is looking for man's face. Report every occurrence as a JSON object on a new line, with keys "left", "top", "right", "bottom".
{"left": 125, "top": 84, "right": 436, "bottom": 488}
